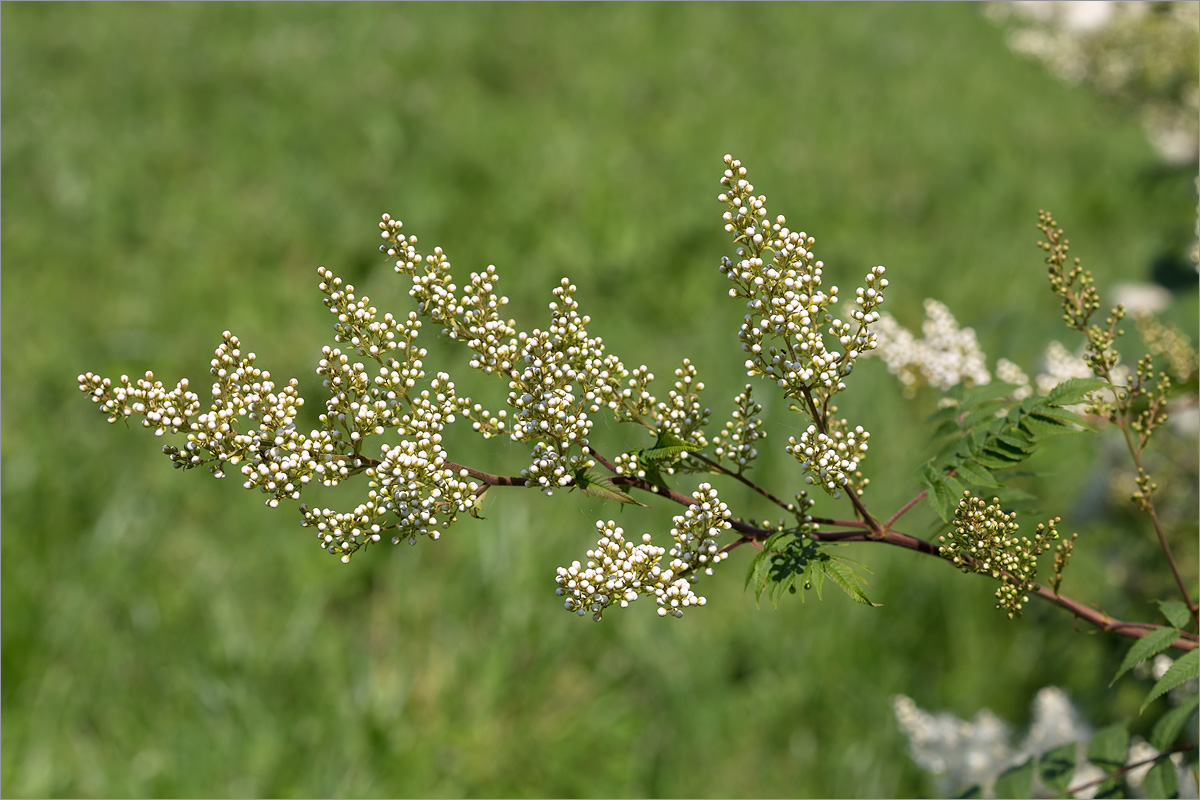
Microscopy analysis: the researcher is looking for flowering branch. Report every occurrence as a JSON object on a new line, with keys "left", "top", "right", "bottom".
{"left": 78, "top": 155, "right": 1195, "bottom": 658}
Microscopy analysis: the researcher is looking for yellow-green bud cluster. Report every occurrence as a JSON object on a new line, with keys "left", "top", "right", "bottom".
{"left": 939, "top": 492, "right": 1061, "bottom": 618}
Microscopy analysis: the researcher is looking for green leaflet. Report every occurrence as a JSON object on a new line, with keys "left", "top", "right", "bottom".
{"left": 1142, "top": 758, "right": 1178, "bottom": 799}
{"left": 1111, "top": 626, "right": 1183, "bottom": 686}
{"left": 744, "top": 533, "right": 876, "bottom": 607}
{"left": 1150, "top": 694, "right": 1199, "bottom": 751}
{"left": 1045, "top": 376, "right": 1109, "bottom": 406}
{"left": 1087, "top": 721, "right": 1131, "bottom": 770}
{"left": 1038, "top": 742, "right": 1077, "bottom": 793}
{"left": 1156, "top": 599, "right": 1193, "bottom": 630}
{"left": 571, "top": 469, "right": 646, "bottom": 506}
{"left": 824, "top": 556, "right": 879, "bottom": 606}
{"left": 993, "top": 758, "right": 1034, "bottom": 799}
{"left": 952, "top": 460, "right": 1000, "bottom": 489}
{"left": 1141, "top": 649, "right": 1199, "bottom": 714}
{"left": 642, "top": 430, "right": 695, "bottom": 461}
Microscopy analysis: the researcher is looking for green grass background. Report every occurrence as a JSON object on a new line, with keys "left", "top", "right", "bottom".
{"left": 3, "top": 3, "right": 1196, "bottom": 797}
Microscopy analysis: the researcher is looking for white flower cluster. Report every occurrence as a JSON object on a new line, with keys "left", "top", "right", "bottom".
{"left": 868, "top": 299, "right": 1133, "bottom": 413}
{"left": 987, "top": 1, "right": 1199, "bottom": 165}
{"left": 79, "top": 371, "right": 202, "bottom": 434}
{"left": 870, "top": 299, "right": 992, "bottom": 393}
{"left": 717, "top": 154, "right": 884, "bottom": 495}
{"left": 80, "top": 270, "right": 489, "bottom": 561}
{"left": 711, "top": 384, "right": 764, "bottom": 472}
{"left": 303, "top": 437, "right": 480, "bottom": 561}
{"left": 79, "top": 332, "right": 312, "bottom": 493}
{"left": 555, "top": 483, "right": 731, "bottom": 620}
{"left": 381, "top": 214, "right": 644, "bottom": 493}
{"left": 895, "top": 686, "right": 1197, "bottom": 799}
{"left": 785, "top": 420, "right": 869, "bottom": 496}
{"left": 653, "top": 359, "right": 710, "bottom": 448}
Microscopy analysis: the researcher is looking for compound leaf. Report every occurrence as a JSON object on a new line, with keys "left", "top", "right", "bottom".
{"left": 1141, "top": 650, "right": 1199, "bottom": 714}
{"left": 1111, "top": 626, "right": 1183, "bottom": 686}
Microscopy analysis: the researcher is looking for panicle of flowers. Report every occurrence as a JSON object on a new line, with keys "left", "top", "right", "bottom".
{"left": 784, "top": 417, "right": 869, "bottom": 497}
{"left": 381, "top": 214, "right": 638, "bottom": 493}
{"left": 653, "top": 359, "right": 710, "bottom": 449}
{"left": 555, "top": 483, "right": 731, "bottom": 621}
{"left": 869, "top": 299, "right": 992, "bottom": 394}
{"left": 1039, "top": 210, "right": 1127, "bottom": 381}
{"left": 712, "top": 384, "right": 764, "bottom": 473}
{"left": 939, "top": 492, "right": 1062, "bottom": 618}
{"left": 79, "top": 333, "right": 317, "bottom": 503}
{"left": 893, "top": 687, "right": 1104, "bottom": 799}
{"left": 1134, "top": 311, "right": 1198, "bottom": 384}
{"left": 717, "top": 156, "right": 886, "bottom": 406}
{"left": 303, "top": 436, "right": 481, "bottom": 562}
{"left": 78, "top": 371, "right": 203, "bottom": 435}
{"left": 717, "top": 154, "right": 884, "bottom": 495}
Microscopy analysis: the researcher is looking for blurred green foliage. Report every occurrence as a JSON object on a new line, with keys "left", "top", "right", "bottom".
{"left": 3, "top": 3, "right": 1195, "bottom": 797}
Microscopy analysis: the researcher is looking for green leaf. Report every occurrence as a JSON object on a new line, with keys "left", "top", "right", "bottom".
{"left": 1111, "top": 626, "right": 1184, "bottom": 686}
{"left": 1029, "top": 404, "right": 1095, "bottom": 430}
{"left": 930, "top": 477, "right": 961, "bottom": 523}
{"left": 959, "top": 381, "right": 1022, "bottom": 409}
{"left": 1088, "top": 722, "right": 1131, "bottom": 769}
{"left": 1157, "top": 600, "right": 1193, "bottom": 630}
{"left": 975, "top": 444, "right": 1026, "bottom": 467}
{"left": 1046, "top": 377, "right": 1109, "bottom": 406}
{"left": 1150, "top": 694, "right": 1199, "bottom": 751}
{"left": 953, "top": 785, "right": 983, "bottom": 799}
{"left": 824, "top": 556, "right": 879, "bottom": 606}
{"left": 1021, "top": 414, "right": 1078, "bottom": 439}
{"left": 992, "top": 431, "right": 1035, "bottom": 454}
{"left": 1142, "top": 758, "right": 1178, "bottom": 799}
{"left": 1142, "top": 650, "right": 1199, "bottom": 714}
{"left": 1093, "top": 776, "right": 1127, "bottom": 798}
{"left": 1038, "top": 742, "right": 1077, "bottom": 792}
{"left": 993, "top": 758, "right": 1034, "bottom": 798}
{"left": 572, "top": 470, "right": 647, "bottom": 506}
{"left": 745, "top": 549, "right": 773, "bottom": 605}
{"left": 952, "top": 459, "right": 1002, "bottom": 489}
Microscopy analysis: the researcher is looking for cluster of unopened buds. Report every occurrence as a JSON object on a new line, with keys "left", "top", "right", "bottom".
{"left": 555, "top": 484, "right": 731, "bottom": 620}
{"left": 78, "top": 154, "right": 893, "bottom": 621}
{"left": 716, "top": 154, "right": 883, "bottom": 496}
{"left": 711, "top": 384, "right": 764, "bottom": 472}
{"left": 786, "top": 420, "right": 869, "bottom": 495}
{"left": 939, "top": 492, "right": 1061, "bottom": 618}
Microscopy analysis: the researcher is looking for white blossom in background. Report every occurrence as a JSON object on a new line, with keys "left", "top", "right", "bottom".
{"left": 866, "top": 297, "right": 1138, "bottom": 411}
{"left": 869, "top": 299, "right": 991, "bottom": 394}
{"left": 986, "top": 1, "right": 1199, "bottom": 165}
{"left": 895, "top": 686, "right": 1198, "bottom": 799}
